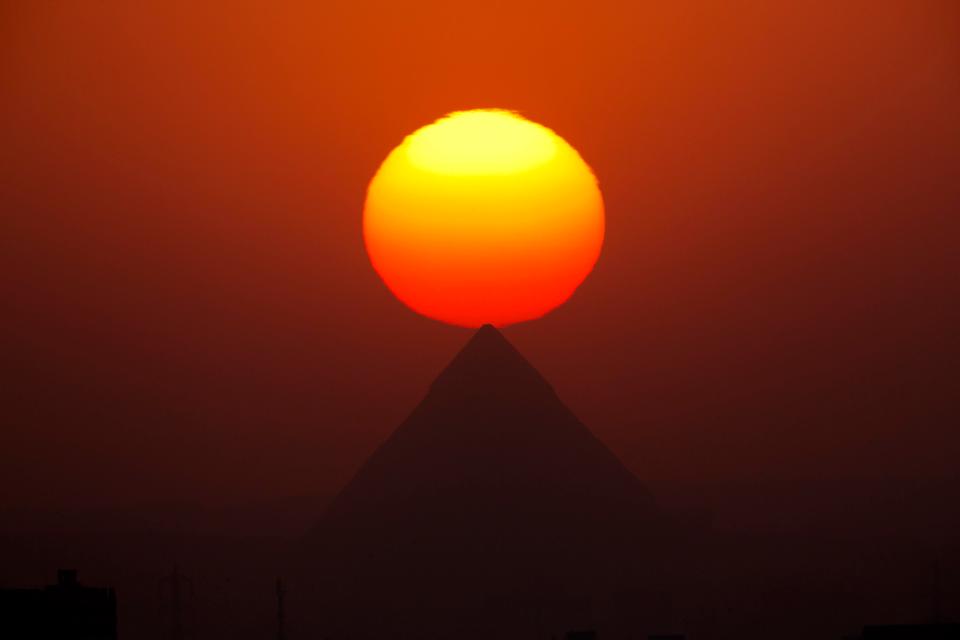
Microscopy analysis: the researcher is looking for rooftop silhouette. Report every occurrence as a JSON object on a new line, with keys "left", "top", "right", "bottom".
{"left": 0, "top": 570, "right": 117, "bottom": 640}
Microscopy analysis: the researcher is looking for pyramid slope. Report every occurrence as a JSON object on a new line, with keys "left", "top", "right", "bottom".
{"left": 298, "top": 326, "right": 668, "bottom": 638}
{"left": 311, "top": 326, "right": 657, "bottom": 562}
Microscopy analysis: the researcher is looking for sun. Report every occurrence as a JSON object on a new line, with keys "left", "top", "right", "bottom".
{"left": 363, "top": 109, "right": 604, "bottom": 328}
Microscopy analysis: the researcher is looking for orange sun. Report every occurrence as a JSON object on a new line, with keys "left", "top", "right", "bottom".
{"left": 363, "top": 109, "right": 604, "bottom": 328}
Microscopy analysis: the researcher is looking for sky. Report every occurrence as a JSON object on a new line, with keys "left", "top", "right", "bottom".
{"left": 2, "top": 1, "right": 959, "bottom": 531}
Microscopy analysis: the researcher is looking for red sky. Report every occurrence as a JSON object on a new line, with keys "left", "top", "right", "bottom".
{"left": 2, "top": 1, "right": 959, "bottom": 528}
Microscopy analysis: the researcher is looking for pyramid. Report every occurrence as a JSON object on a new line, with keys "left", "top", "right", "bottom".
{"left": 301, "top": 325, "right": 664, "bottom": 638}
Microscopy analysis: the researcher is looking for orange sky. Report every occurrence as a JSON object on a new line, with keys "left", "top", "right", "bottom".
{"left": 2, "top": 1, "right": 959, "bottom": 527}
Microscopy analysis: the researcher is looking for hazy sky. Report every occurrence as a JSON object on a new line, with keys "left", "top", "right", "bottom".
{"left": 2, "top": 1, "right": 958, "bottom": 525}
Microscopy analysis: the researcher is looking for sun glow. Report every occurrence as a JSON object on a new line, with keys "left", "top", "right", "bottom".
{"left": 364, "top": 109, "right": 604, "bottom": 328}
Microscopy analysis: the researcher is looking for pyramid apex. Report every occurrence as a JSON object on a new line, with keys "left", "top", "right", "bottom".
{"left": 429, "top": 323, "right": 551, "bottom": 397}
{"left": 474, "top": 322, "right": 504, "bottom": 336}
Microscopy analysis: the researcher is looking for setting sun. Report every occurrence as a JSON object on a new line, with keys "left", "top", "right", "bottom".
{"left": 363, "top": 109, "right": 605, "bottom": 327}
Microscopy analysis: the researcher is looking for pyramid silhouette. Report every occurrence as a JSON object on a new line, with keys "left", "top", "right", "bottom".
{"left": 302, "top": 325, "right": 664, "bottom": 638}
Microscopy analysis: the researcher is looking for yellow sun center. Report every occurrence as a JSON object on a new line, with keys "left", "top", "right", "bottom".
{"left": 405, "top": 110, "right": 559, "bottom": 175}
{"left": 363, "top": 109, "right": 604, "bottom": 328}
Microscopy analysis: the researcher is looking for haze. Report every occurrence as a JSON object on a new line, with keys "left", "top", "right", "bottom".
{"left": 2, "top": 1, "right": 958, "bottom": 543}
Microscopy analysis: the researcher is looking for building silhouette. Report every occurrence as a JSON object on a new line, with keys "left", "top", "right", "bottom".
{"left": 0, "top": 569, "right": 117, "bottom": 639}
{"left": 862, "top": 624, "right": 960, "bottom": 639}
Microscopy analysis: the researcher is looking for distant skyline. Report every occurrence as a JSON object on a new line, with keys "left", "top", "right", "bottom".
{"left": 2, "top": 2, "right": 959, "bottom": 536}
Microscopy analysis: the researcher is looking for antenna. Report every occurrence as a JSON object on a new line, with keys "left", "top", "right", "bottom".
{"left": 276, "top": 577, "right": 287, "bottom": 640}
{"left": 158, "top": 564, "right": 195, "bottom": 640}
{"left": 933, "top": 559, "right": 943, "bottom": 624}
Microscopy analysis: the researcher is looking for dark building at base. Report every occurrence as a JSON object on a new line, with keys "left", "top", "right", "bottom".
{"left": 0, "top": 570, "right": 117, "bottom": 640}
{"left": 862, "top": 624, "right": 960, "bottom": 639}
